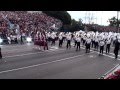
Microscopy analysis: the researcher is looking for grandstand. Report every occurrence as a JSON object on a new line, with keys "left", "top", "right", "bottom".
{"left": 0, "top": 11, "right": 63, "bottom": 44}
{"left": 0, "top": 11, "right": 63, "bottom": 35}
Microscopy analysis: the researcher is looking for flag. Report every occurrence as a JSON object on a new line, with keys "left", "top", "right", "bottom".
{"left": 1, "top": 13, "right": 13, "bottom": 30}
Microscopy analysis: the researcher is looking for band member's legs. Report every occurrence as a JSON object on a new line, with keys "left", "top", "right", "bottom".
{"left": 66, "top": 40, "right": 69, "bottom": 49}
{"left": 108, "top": 44, "right": 110, "bottom": 53}
{"left": 79, "top": 42, "right": 80, "bottom": 50}
{"left": 101, "top": 46, "right": 104, "bottom": 54}
{"left": 68, "top": 40, "right": 71, "bottom": 49}
{"left": 106, "top": 45, "right": 108, "bottom": 53}
{"left": 100, "top": 46, "right": 102, "bottom": 54}
{"left": 59, "top": 40, "right": 61, "bottom": 47}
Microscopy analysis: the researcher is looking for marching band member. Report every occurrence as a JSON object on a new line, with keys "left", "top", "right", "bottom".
{"left": 76, "top": 34, "right": 81, "bottom": 51}
{"left": 99, "top": 36, "right": 105, "bottom": 55}
{"left": 51, "top": 32, "right": 56, "bottom": 46}
{"left": 114, "top": 36, "right": 120, "bottom": 59}
{"left": 85, "top": 34, "right": 91, "bottom": 53}
{"left": 58, "top": 32, "right": 63, "bottom": 47}
{"left": 73, "top": 32, "right": 77, "bottom": 47}
{"left": 66, "top": 32, "right": 72, "bottom": 49}
{"left": 83, "top": 33, "right": 86, "bottom": 46}
{"left": 94, "top": 35, "right": 99, "bottom": 51}
{"left": 105, "top": 37, "right": 111, "bottom": 54}
{"left": 47, "top": 32, "right": 51, "bottom": 43}
{"left": 91, "top": 34, "right": 95, "bottom": 48}
{"left": 41, "top": 32, "right": 48, "bottom": 50}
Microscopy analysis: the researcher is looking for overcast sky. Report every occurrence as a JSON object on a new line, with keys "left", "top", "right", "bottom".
{"left": 67, "top": 11, "right": 118, "bottom": 26}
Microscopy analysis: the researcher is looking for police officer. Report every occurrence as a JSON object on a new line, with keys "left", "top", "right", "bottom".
{"left": 114, "top": 36, "right": 120, "bottom": 59}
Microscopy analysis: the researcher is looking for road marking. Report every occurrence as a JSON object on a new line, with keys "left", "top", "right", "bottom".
{"left": 98, "top": 64, "right": 119, "bottom": 79}
{"left": 80, "top": 46, "right": 120, "bottom": 61}
{"left": 1, "top": 44, "right": 33, "bottom": 48}
{"left": 2, "top": 48, "right": 65, "bottom": 58}
{"left": 2, "top": 48, "right": 32, "bottom": 52}
{"left": 0, "top": 53, "right": 88, "bottom": 74}
{"left": 103, "top": 64, "right": 119, "bottom": 76}
{"left": 71, "top": 43, "right": 120, "bottom": 57}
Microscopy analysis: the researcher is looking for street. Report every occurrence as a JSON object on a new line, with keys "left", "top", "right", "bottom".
{"left": 0, "top": 42, "right": 120, "bottom": 79}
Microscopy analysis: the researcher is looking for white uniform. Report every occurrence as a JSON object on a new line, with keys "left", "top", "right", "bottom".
{"left": 95, "top": 37, "right": 99, "bottom": 42}
{"left": 76, "top": 36, "right": 81, "bottom": 42}
{"left": 66, "top": 34, "right": 71, "bottom": 40}
{"left": 106, "top": 38, "right": 111, "bottom": 44}
{"left": 86, "top": 38, "right": 91, "bottom": 44}
{"left": 99, "top": 40, "right": 105, "bottom": 46}
{"left": 51, "top": 33, "right": 56, "bottom": 39}
{"left": 59, "top": 34, "right": 63, "bottom": 40}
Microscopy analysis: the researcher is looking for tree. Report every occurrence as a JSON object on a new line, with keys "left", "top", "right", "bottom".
{"left": 42, "top": 11, "right": 71, "bottom": 25}
{"left": 108, "top": 17, "right": 120, "bottom": 27}
{"left": 69, "top": 19, "right": 84, "bottom": 32}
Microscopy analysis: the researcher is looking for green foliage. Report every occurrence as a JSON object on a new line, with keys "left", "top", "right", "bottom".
{"left": 60, "top": 19, "right": 84, "bottom": 32}
{"left": 43, "top": 11, "right": 84, "bottom": 32}
{"left": 42, "top": 11, "right": 71, "bottom": 25}
{"left": 108, "top": 16, "right": 120, "bottom": 27}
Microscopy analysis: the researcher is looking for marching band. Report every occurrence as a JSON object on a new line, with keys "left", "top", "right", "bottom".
{"left": 34, "top": 30, "right": 120, "bottom": 59}
{"left": 0, "top": 30, "right": 120, "bottom": 60}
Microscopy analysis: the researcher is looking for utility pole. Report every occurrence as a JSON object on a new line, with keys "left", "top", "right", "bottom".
{"left": 117, "top": 11, "right": 119, "bottom": 33}
{"left": 83, "top": 11, "right": 87, "bottom": 24}
{"left": 88, "top": 11, "right": 91, "bottom": 24}
{"left": 101, "top": 11, "right": 103, "bottom": 25}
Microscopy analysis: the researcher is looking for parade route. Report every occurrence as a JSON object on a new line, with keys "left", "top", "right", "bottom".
{"left": 0, "top": 43, "right": 120, "bottom": 79}
{"left": 1, "top": 11, "right": 120, "bottom": 79}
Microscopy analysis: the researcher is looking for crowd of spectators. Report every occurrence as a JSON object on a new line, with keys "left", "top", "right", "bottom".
{"left": 0, "top": 11, "right": 63, "bottom": 44}
{"left": 0, "top": 11, "right": 62, "bottom": 34}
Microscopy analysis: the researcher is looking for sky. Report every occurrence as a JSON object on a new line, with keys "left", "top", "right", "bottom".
{"left": 67, "top": 11, "right": 118, "bottom": 26}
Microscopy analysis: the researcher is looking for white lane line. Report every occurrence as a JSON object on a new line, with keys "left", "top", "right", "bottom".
{"left": 103, "top": 64, "right": 119, "bottom": 76}
{"left": 98, "top": 64, "right": 119, "bottom": 79}
{"left": 1, "top": 44, "right": 33, "bottom": 48}
{"left": 2, "top": 48, "right": 32, "bottom": 52}
{"left": 2, "top": 45, "right": 58, "bottom": 52}
{"left": 71, "top": 43, "right": 120, "bottom": 57}
{"left": 80, "top": 46, "right": 120, "bottom": 61}
{"left": 3, "top": 46, "right": 83, "bottom": 58}
{"left": 2, "top": 48, "right": 65, "bottom": 58}
{"left": 0, "top": 53, "right": 87, "bottom": 74}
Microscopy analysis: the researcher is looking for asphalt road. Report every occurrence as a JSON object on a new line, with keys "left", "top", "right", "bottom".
{"left": 0, "top": 41, "right": 120, "bottom": 79}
